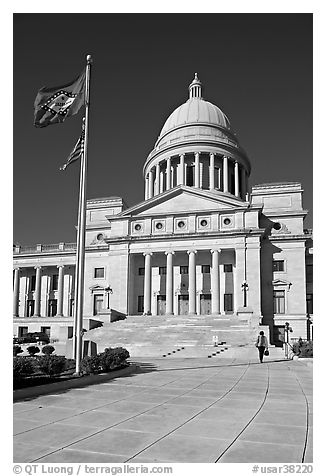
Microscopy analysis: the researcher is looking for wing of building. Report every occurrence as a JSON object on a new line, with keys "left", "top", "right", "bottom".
{"left": 13, "top": 74, "right": 313, "bottom": 353}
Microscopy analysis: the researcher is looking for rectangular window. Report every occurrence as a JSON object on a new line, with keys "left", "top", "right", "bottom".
{"left": 306, "top": 264, "right": 313, "bottom": 283}
{"left": 159, "top": 267, "right": 167, "bottom": 275}
{"left": 273, "top": 290, "right": 285, "bottom": 314}
{"left": 26, "top": 299, "right": 35, "bottom": 317}
{"left": 138, "top": 295, "right": 144, "bottom": 313}
{"left": 306, "top": 294, "right": 313, "bottom": 314}
{"left": 180, "top": 266, "right": 189, "bottom": 275}
{"left": 51, "top": 274, "right": 59, "bottom": 291}
{"left": 224, "top": 264, "right": 233, "bottom": 273}
{"left": 138, "top": 267, "right": 145, "bottom": 276}
{"left": 30, "top": 275, "right": 36, "bottom": 291}
{"left": 68, "top": 327, "right": 73, "bottom": 339}
{"left": 48, "top": 299, "right": 57, "bottom": 317}
{"left": 69, "top": 298, "right": 74, "bottom": 317}
{"left": 224, "top": 294, "right": 233, "bottom": 312}
{"left": 94, "top": 267, "right": 105, "bottom": 278}
{"left": 93, "top": 294, "right": 104, "bottom": 316}
{"left": 202, "top": 265, "right": 210, "bottom": 274}
{"left": 18, "top": 326, "right": 28, "bottom": 337}
{"left": 273, "top": 260, "right": 285, "bottom": 272}
{"left": 41, "top": 327, "right": 51, "bottom": 337}
{"left": 186, "top": 165, "right": 194, "bottom": 186}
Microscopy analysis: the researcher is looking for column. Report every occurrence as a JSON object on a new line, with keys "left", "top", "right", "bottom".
{"left": 188, "top": 250, "right": 197, "bottom": 314}
{"left": 211, "top": 250, "right": 220, "bottom": 314}
{"left": 194, "top": 152, "right": 200, "bottom": 188}
{"left": 143, "top": 252, "right": 152, "bottom": 315}
{"left": 155, "top": 164, "right": 160, "bottom": 195}
{"left": 160, "top": 171, "right": 164, "bottom": 193}
{"left": 209, "top": 153, "right": 215, "bottom": 190}
{"left": 33, "top": 266, "right": 42, "bottom": 317}
{"left": 13, "top": 268, "right": 20, "bottom": 317}
{"left": 234, "top": 247, "right": 246, "bottom": 313}
{"left": 241, "top": 167, "right": 247, "bottom": 199}
{"left": 148, "top": 169, "right": 154, "bottom": 199}
{"left": 165, "top": 251, "right": 174, "bottom": 314}
{"left": 234, "top": 161, "right": 240, "bottom": 197}
{"left": 145, "top": 175, "right": 148, "bottom": 200}
{"left": 223, "top": 156, "right": 229, "bottom": 193}
{"left": 179, "top": 154, "right": 185, "bottom": 185}
{"left": 57, "top": 265, "right": 65, "bottom": 316}
{"left": 166, "top": 158, "right": 171, "bottom": 190}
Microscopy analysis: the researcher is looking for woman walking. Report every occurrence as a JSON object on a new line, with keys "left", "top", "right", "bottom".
{"left": 255, "top": 330, "right": 269, "bottom": 363}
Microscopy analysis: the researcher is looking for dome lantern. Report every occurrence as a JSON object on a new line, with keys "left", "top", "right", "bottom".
{"left": 189, "top": 73, "right": 202, "bottom": 99}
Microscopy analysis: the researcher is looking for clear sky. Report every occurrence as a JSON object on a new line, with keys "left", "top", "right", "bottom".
{"left": 13, "top": 13, "right": 312, "bottom": 245}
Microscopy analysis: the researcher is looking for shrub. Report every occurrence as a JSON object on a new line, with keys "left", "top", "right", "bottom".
{"left": 80, "top": 355, "right": 101, "bottom": 375}
{"left": 13, "top": 356, "right": 34, "bottom": 381}
{"left": 100, "top": 347, "right": 130, "bottom": 371}
{"left": 27, "top": 345, "right": 40, "bottom": 356}
{"left": 42, "top": 345, "right": 55, "bottom": 355}
{"left": 13, "top": 345, "right": 23, "bottom": 357}
{"left": 292, "top": 340, "right": 313, "bottom": 358}
{"left": 37, "top": 355, "right": 67, "bottom": 376}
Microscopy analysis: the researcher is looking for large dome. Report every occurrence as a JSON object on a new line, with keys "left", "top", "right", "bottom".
{"left": 160, "top": 98, "right": 231, "bottom": 136}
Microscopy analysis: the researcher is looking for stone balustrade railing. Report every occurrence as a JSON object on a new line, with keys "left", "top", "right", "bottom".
{"left": 13, "top": 242, "right": 77, "bottom": 254}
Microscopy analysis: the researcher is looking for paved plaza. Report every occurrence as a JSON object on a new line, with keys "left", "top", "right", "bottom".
{"left": 13, "top": 347, "right": 313, "bottom": 463}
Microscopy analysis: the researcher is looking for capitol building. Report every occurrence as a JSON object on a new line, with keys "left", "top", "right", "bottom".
{"left": 13, "top": 74, "right": 313, "bottom": 350}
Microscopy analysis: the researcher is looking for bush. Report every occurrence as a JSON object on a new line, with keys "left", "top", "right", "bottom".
{"left": 292, "top": 340, "right": 313, "bottom": 358}
{"left": 80, "top": 355, "right": 101, "bottom": 374}
{"left": 27, "top": 345, "right": 40, "bottom": 356}
{"left": 13, "top": 345, "right": 23, "bottom": 357}
{"left": 100, "top": 347, "right": 130, "bottom": 372}
{"left": 13, "top": 356, "right": 34, "bottom": 381}
{"left": 37, "top": 355, "right": 67, "bottom": 376}
{"left": 42, "top": 345, "right": 55, "bottom": 355}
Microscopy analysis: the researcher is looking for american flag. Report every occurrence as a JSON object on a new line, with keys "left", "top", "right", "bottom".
{"left": 60, "top": 130, "right": 85, "bottom": 171}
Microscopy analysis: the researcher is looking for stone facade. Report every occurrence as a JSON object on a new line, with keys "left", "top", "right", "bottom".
{"left": 13, "top": 75, "right": 313, "bottom": 345}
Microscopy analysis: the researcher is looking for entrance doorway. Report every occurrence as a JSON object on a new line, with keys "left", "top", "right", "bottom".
{"left": 200, "top": 294, "right": 211, "bottom": 314}
{"left": 157, "top": 295, "right": 166, "bottom": 315}
{"left": 93, "top": 294, "right": 104, "bottom": 316}
{"left": 178, "top": 295, "right": 189, "bottom": 315}
{"left": 273, "top": 325, "right": 285, "bottom": 347}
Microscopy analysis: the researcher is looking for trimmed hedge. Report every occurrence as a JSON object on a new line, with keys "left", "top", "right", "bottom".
{"left": 42, "top": 345, "right": 55, "bottom": 355}
{"left": 81, "top": 347, "right": 130, "bottom": 375}
{"left": 13, "top": 345, "right": 23, "bottom": 357}
{"left": 37, "top": 355, "right": 67, "bottom": 376}
{"left": 27, "top": 345, "right": 40, "bottom": 356}
{"left": 13, "top": 356, "right": 34, "bottom": 381}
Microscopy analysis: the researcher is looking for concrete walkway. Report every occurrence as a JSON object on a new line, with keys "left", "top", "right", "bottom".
{"left": 13, "top": 346, "right": 313, "bottom": 463}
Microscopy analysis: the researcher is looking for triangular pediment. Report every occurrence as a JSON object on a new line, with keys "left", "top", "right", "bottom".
{"left": 117, "top": 186, "right": 246, "bottom": 218}
{"left": 272, "top": 279, "right": 292, "bottom": 290}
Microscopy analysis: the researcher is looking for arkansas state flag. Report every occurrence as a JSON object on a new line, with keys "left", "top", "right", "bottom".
{"left": 34, "top": 71, "right": 85, "bottom": 128}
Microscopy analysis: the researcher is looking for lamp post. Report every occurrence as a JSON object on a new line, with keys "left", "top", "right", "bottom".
{"left": 284, "top": 321, "right": 293, "bottom": 359}
{"left": 241, "top": 282, "right": 249, "bottom": 307}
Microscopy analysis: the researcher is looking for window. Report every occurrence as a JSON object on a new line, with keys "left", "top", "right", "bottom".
{"left": 138, "top": 295, "right": 144, "bottom": 313}
{"left": 138, "top": 267, "right": 145, "bottom": 276}
{"left": 202, "top": 265, "right": 210, "bottom": 274}
{"left": 306, "top": 264, "right": 313, "bottom": 283}
{"left": 306, "top": 294, "right": 313, "bottom": 314}
{"left": 186, "top": 165, "right": 194, "bottom": 186}
{"left": 48, "top": 299, "right": 57, "bottom": 317}
{"left": 224, "top": 264, "right": 233, "bottom": 273}
{"left": 26, "top": 299, "right": 35, "bottom": 317}
{"left": 159, "top": 267, "right": 167, "bottom": 275}
{"left": 41, "top": 327, "right": 51, "bottom": 337}
{"left": 180, "top": 266, "right": 188, "bottom": 274}
{"left": 94, "top": 267, "right": 104, "bottom": 278}
{"left": 273, "top": 290, "right": 285, "bottom": 314}
{"left": 273, "top": 260, "right": 284, "bottom": 272}
{"left": 69, "top": 298, "right": 74, "bottom": 317}
{"left": 93, "top": 294, "right": 104, "bottom": 315}
{"left": 18, "top": 327, "right": 28, "bottom": 337}
{"left": 177, "top": 220, "right": 186, "bottom": 229}
{"left": 30, "top": 275, "right": 36, "bottom": 291}
{"left": 68, "top": 327, "right": 73, "bottom": 339}
{"left": 224, "top": 294, "right": 233, "bottom": 312}
{"left": 51, "top": 274, "right": 59, "bottom": 291}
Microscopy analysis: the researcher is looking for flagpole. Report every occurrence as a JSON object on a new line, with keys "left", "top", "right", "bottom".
{"left": 74, "top": 54, "right": 92, "bottom": 374}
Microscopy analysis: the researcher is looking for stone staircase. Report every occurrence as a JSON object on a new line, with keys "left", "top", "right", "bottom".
{"left": 83, "top": 314, "right": 262, "bottom": 358}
